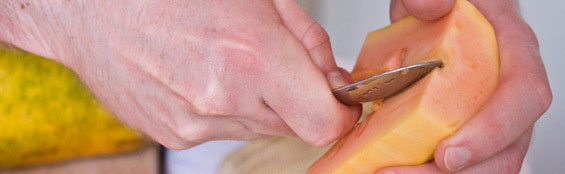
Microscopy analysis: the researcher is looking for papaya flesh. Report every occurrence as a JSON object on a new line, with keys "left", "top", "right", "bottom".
{"left": 308, "top": 0, "right": 499, "bottom": 173}
{"left": 0, "top": 48, "right": 145, "bottom": 168}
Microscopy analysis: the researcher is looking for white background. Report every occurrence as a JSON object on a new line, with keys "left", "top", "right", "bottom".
{"left": 166, "top": 1, "right": 565, "bottom": 173}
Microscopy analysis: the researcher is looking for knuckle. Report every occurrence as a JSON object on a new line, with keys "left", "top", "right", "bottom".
{"left": 191, "top": 96, "right": 235, "bottom": 116}
{"left": 175, "top": 123, "right": 212, "bottom": 143}
{"left": 187, "top": 39, "right": 261, "bottom": 117}
{"left": 534, "top": 82, "right": 553, "bottom": 112}
{"left": 187, "top": 77, "right": 238, "bottom": 116}
{"left": 159, "top": 139, "right": 193, "bottom": 150}
{"left": 523, "top": 75, "right": 553, "bottom": 115}
{"left": 151, "top": 119, "right": 207, "bottom": 150}
{"left": 301, "top": 22, "right": 330, "bottom": 51}
{"left": 154, "top": 132, "right": 199, "bottom": 150}
{"left": 521, "top": 25, "right": 542, "bottom": 58}
{"left": 522, "top": 24, "right": 540, "bottom": 48}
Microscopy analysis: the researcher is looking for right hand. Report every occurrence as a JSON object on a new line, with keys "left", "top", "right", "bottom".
{"left": 381, "top": 0, "right": 552, "bottom": 173}
{"left": 0, "top": 0, "right": 361, "bottom": 149}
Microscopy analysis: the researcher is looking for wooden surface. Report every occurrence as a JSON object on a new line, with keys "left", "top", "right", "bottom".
{"left": 0, "top": 145, "right": 160, "bottom": 174}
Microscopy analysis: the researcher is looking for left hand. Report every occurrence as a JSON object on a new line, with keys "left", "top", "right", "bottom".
{"left": 0, "top": 0, "right": 360, "bottom": 149}
{"left": 379, "top": 0, "right": 552, "bottom": 173}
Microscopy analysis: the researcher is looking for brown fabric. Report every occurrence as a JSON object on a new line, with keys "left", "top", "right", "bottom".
{"left": 220, "top": 137, "right": 329, "bottom": 174}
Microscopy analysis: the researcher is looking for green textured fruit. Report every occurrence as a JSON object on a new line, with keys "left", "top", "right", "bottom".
{"left": 0, "top": 49, "right": 145, "bottom": 168}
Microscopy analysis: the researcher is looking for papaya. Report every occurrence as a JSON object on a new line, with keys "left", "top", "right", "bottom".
{"left": 308, "top": 0, "right": 499, "bottom": 173}
{"left": 0, "top": 48, "right": 145, "bottom": 168}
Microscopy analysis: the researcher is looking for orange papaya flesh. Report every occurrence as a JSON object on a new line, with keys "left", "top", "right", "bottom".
{"left": 308, "top": 0, "right": 499, "bottom": 173}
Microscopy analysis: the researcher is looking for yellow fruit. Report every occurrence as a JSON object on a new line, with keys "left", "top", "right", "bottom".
{"left": 0, "top": 49, "right": 145, "bottom": 168}
{"left": 309, "top": 0, "right": 499, "bottom": 173}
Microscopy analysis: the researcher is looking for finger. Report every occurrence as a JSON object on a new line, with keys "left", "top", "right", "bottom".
{"left": 377, "top": 128, "right": 532, "bottom": 174}
{"left": 260, "top": 30, "right": 361, "bottom": 147}
{"left": 269, "top": 0, "right": 361, "bottom": 146}
{"left": 390, "top": 0, "right": 456, "bottom": 22}
{"left": 90, "top": 61, "right": 270, "bottom": 150}
{"left": 272, "top": 0, "right": 356, "bottom": 93}
{"left": 455, "top": 128, "right": 533, "bottom": 174}
{"left": 433, "top": 17, "right": 552, "bottom": 173}
{"left": 338, "top": 67, "right": 355, "bottom": 84}
{"left": 273, "top": 0, "right": 338, "bottom": 76}
{"left": 390, "top": 0, "right": 410, "bottom": 22}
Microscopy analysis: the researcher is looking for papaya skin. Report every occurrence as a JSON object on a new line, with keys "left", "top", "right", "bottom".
{"left": 0, "top": 49, "right": 145, "bottom": 168}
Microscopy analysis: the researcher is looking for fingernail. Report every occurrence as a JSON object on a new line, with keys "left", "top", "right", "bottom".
{"left": 327, "top": 69, "right": 352, "bottom": 89}
{"left": 444, "top": 146, "right": 471, "bottom": 171}
{"left": 337, "top": 67, "right": 354, "bottom": 83}
{"left": 327, "top": 70, "right": 349, "bottom": 89}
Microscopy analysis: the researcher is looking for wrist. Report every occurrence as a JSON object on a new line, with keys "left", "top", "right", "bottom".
{"left": 0, "top": 1, "right": 75, "bottom": 63}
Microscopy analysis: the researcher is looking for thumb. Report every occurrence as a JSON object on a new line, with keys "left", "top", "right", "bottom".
{"left": 270, "top": 0, "right": 361, "bottom": 146}
{"left": 261, "top": 36, "right": 361, "bottom": 147}
{"left": 391, "top": 0, "right": 456, "bottom": 22}
{"left": 273, "top": 0, "right": 337, "bottom": 77}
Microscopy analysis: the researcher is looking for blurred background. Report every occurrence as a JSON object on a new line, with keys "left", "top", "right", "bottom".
{"left": 168, "top": 1, "right": 565, "bottom": 174}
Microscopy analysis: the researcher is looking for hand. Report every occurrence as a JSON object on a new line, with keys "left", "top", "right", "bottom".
{"left": 0, "top": 0, "right": 361, "bottom": 149}
{"left": 379, "top": 0, "right": 552, "bottom": 173}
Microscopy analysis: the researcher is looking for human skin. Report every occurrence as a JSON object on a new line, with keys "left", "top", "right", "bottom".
{"left": 378, "top": 0, "right": 552, "bottom": 173}
{"left": 0, "top": 0, "right": 361, "bottom": 149}
{"left": 0, "top": 0, "right": 553, "bottom": 172}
